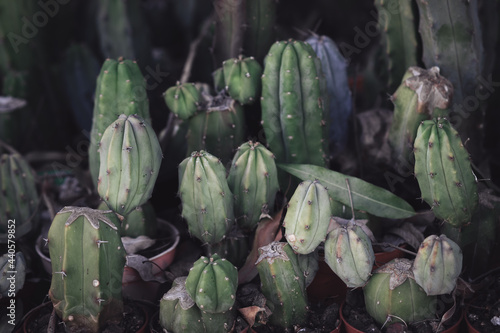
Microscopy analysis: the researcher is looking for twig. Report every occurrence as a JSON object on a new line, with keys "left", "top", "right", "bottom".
{"left": 0, "top": 139, "right": 19, "bottom": 155}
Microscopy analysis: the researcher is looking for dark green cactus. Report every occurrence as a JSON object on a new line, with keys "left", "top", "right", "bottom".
{"left": 89, "top": 58, "right": 151, "bottom": 190}
{"left": 255, "top": 241, "right": 308, "bottom": 329}
{"left": 98, "top": 201, "right": 157, "bottom": 238}
{"left": 213, "top": 0, "right": 245, "bottom": 66}
{"left": 243, "top": 0, "right": 277, "bottom": 63}
{"left": 283, "top": 180, "right": 332, "bottom": 254}
{"left": 297, "top": 250, "right": 319, "bottom": 288}
{"left": 0, "top": 154, "right": 39, "bottom": 243}
{"left": 205, "top": 228, "right": 250, "bottom": 268}
{"left": 164, "top": 81, "right": 202, "bottom": 120}
{"left": 178, "top": 151, "right": 234, "bottom": 244}
{"left": 388, "top": 66, "right": 453, "bottom": 165}
{"left": 227, "top": 141, "right": 279, "bottom": 230}
{"left": 221, "top": 55, "right": 262, "bottom": 105}
{"left": 97, "top": 114, "right": 162, "bottom": 216}
{"left": 0, "top": 252, "right": 25, "bottom": 297}
{"left": 364, "top": 258, "right": 437, "bottom": 326}
{"left": 185, "top": 254, "right": 238, "bottom": 313}
{"left": 413, "top": 117, "right": 478, "bottom": 227}
{"left": 48, "top": 207, "right": 126, "bottom": 333}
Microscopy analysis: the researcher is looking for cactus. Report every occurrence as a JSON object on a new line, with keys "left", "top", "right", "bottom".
{"left": 388, "top": 66, "right": 453, "bottom": 165}
{"left": 98, "top": 201, "right": 156, "bottom": 238}
{"left": 413, "top": 117, "right": 478, "bottom": 228}
{"left": 364, "top": 258, "right": 437, "bottom": 326}
{"left": 261, "top": 39, "right": 329, "bottom": 169}
{"left": 227, "top": 141, "right": 279, "bottom": 230}
{"left": 48, "top": 206, "right": 126, "bottom": 332}
{"left": 305, "top": 34, "right": 352, "bottom": 154}
{"left": 255, "top": 241, "right": 308, "bottom": 329}
{"left": 97, "top": 114, "right": 162, "bottom": 216}
{"left": 205, "top": 228, "right": 250, "bottom": 268}
{"left": 213, "top": 0, "right": 245, "bottom": 66}
{"left": 243, "top": 0, "right": 277, "bottom": 63}
{"left": 185, "top": 254, "right": 238, "bottom": 313}
{"left": 0, "top": 154, "right": 39, "bottom": 243}
{"left": 297, "top": 250, "right": 319, "bottom": 288}
{"left": 164, "top": 81, "right": 202, "bottom": 120}
{"left": 324, "top": 220, "right": 375, "bottom": 288}
{"left": 221, "top": 55, "right": 262, "bottom": 105}
{"left": 200, "top": 309, "right": 235, "bottom": 333}
{"left": 283, "top": 180, "right": 332, "bottom": 254}
{"left": 89, "top": 58, "right": 151, "bottom": 189}
{"left": 0, "top": 252, "right": 25, "bottom": 297}
{"left": 412, "top": 235, "right": 462, "bottom": 296}
{"left": 178, "top": 151, "right": 234, "bottom": 244}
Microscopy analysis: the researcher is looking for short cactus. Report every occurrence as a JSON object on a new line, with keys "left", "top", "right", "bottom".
{"left": 227, "top": 141, "right": 279, "bottom": 230}
{"left": 0, "top": 252, "right": 25, "bottom": 297}
{"left": 185, "top": 254, "right": 238, "bottom": 313}
{"left": 97, "top": 114, "right": 162, "bottom": 216}
{"left": 164, "top": 81, "right": 202, "bottom": 120}
{"left": 412, "top": 235, "right": 462, "bottom": 296}
{"left": 221, "top": 55, "right": 262, "bottom": 105}
{"left": 48, "top": 206, "right": 126, "bottom": 333}
{"left": 283, "top": 180, "right": 332, "bottom": 254}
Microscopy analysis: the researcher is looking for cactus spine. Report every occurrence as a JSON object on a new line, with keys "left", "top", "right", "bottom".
{"left": 48, "top": 207, "right": 126, "bottom": 332}
{"left": 413, "top": 117, "right": 478, "bottom": 227}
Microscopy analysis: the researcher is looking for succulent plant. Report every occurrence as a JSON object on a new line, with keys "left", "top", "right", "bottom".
{"left": 412, "top": 234, "right": 462, "bottom": 296}
{"left": 220, "top": 55, "right": 262, "bottom": 105}
{"left": 255, "top": 241, "right": 308, "bottom": 329}
{"left": 0, "top": 252, "right": 25, "bottom": 297}
{"left": 48, "top": 206, "right": 126, "bottom": 333}
{"left": 164, "top": 81, "right": 202, "bottom": 120}
{"left": 243, "top": 0, "right": 277, "bottom": 63}
{"left": 227, "top": 141, "right": 279, "bottom": 230}
{"left": 283, "top": 180, "right": 332, "bottom": 254}
{"left": 98, "top": 200, "right": 157, "bottom": 238}
{"left": 213, "top": 0, "right": 245, "bottom": 66}
{"left": 97, "top": 114, "right": 162, "bottom": 216}
{"left": 185, "top": 254, "right": 238, "bottom": 313}
{"left": 297, "top": 250, "right": 319, "bottom": 288}
{"left": 413, "top": 117, "right": 478, "bottom": 227}
{"left": 205, "top": 228, "right": 250, "bottom": 268}
{"left": 364, "top": 258, "right": 437, "bottom": 326}
{"left": 0, "top": 153, "right": 39, "bottom": 243}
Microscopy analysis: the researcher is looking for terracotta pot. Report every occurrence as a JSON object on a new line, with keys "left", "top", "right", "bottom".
{"left": 372, "top": 244, "right": 407, "bottom": 270}
{"left": 465, "top": 307, "right": 481, "bottom": 333}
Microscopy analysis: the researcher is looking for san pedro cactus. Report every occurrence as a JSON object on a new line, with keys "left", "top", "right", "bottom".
{"left": 364, "top": 258, "right": 437, "bottom": 326}
{"left": 243, "top": 0, "right": 277, "bottom": 63}
{"left": 89, "top": 58, "right": 151, "bottom": 189}
{"left": 213, "top": 0, "right": 245, "bottom": 66}
{"left": 178, "top": 151, "right": 234, "bottom": 244}
{"left": 0, "top": 252, "right": 25, "bottom": 297}
{"left": 97, "top": 114, "right": 162, "bottom": 216}
{"left": 413, "top": 117, "right": 478, "bottom": 227}
{"left": 261, "top": 39, "right": 329, "bottom": 168}
{"left": 185, "top": 254, "right": 238, "bottom": 313}
{"left": 164, "top": 81, "right": 202, "bottom": 120}
{"left": 412, "top": 235, "right": 462, "bottom": 296}
{"left": 283, "top": 180, "right": 332, "bottom": 254}
{"left": 324, "top": 220, "right": 375, "bottom": 288}
{"left": 255, "top": 241, "right": 308, "bottom": 329}
{"left": 98, "top": 201, "right": 157, "bottom": 238}
{"left": 227, "top": 141, "right": 279, "bottom": 230}
{"left": 305, "top": 34, "right": 352, "bottom": 154}
{"left": 48, "top": 207, "right": 126, "bottom": 333}
{"left": 221, "top": 55, "right": 262, "bottom": 105}
{"left": 0, "top": 153, "right": 39, "bottom": 242}
{"left": 388, "top": 66, "right": 453, "bottom": 165}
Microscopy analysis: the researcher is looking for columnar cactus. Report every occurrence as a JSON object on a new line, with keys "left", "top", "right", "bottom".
{"left": 48, "top": 207, "right": 126, "bottom": 333}
{"left": 227, "top": 141, "right": 279, "bottom": 230}
{"left": 205, "top": 228, "right": 250, "bottom": 268}
{"left": 283, "top": 180, "right": 332, "bottom": 254}
{"left": 89, "top": 58, "right": 151, "bottom": 189}
{"left": 213, "top": 0, "right": 245, "bottom": 66}
{"left": 97, "top": 114, "right": 162, "bottom": 216}
{"left": 98, "top": 201, "right": 157, "bottom": 238}
{"left": 364, "top": 258, "right": 437, "bottom": 326}
{"left": 0, "top": 252, "right": 25, "bottom": 297}
{"left": 261, "top": 39, "right": 329, "bottom": 168}
{"left": 412, "top": 235, "right": 462, "bottom": 296}
{"left": 243, "top": 0, "right": 277, "bottom": 63}
{"left": 255, "top": 242, "right": 308, "bottom": 329}
{"left": 164, "top": 81, "right": 202, "bottom": 120}
{"left": 413, "top": 117, "right": 478, "bottom": 227}
{"left": 0, "top": 153, "right": 39, "bottom": 242}
{"left": 388, "top": 66, "right": 453, "bottom": 164}
{"left": 221, "top": 55, "right": 262, "bottom": 105}
{"left": 324, "top": 220, "right": 375, "bottom": 288}
{"left": 185, "top": 254, "right": 238, "bottom": 313}
{"left": 178, "top": 151, "right": 234, "bottom": 244}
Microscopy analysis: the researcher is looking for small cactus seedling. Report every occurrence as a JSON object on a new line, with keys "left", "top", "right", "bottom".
{"left": 48, "top": 206, "right": 126, "bottom": 333}
{"left": 221, "top": 55, "right": 262, "bottom": 105}
{"left": 97, "top": 114, "right": 162, "bottom": 216}
{"left": 412, "top": 235, "right": 462, "bottom": 296}
{"left": 0, "top": 252, "right": 25, "bottom": 297}
{"left": 164, "top": 81, "right": 202, "bottom": 120}
{"left": 185, "top": 254, "right": 238, "bottom": 313}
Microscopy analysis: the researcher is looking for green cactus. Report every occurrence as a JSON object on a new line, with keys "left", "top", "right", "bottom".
{"left": 164, "top": 81, "right": 202, "bottom": 120}
{"left": 413, "top": 117, "right": 478, "bottom": 228}
{"left": 283, "top": 180, "right": 332, "bottom": 255}
{"left": 227, "top": 141, "right": 279, "bottom": 231}
{"left": 243, "top": 0, "right": 277, "bottom": 63}
{"left": 97, "top": 114, "right": 162, "bottom": 216}
{"left": 221, "top": 55, "right": 263, "bottom": 105}
{"left": 185, "top": 254, "right": 238, "bottom": 313}
{"left": 0, "top": 252, "right": 25, "bottom": 297}
{"left": 200, "top": 309, "right": 235, "bottom": 333}
{"left": 205, "top": 228, "right": 250, "bottom": 268}
{"left": 255, "top": 241, "right": 308, "bottom": 329}
{"left": 213, "top": 0, "right": 245, "bottom": 66}
{"left": 412, "top": 235, "right": 462, "bottom": 296}
{"left": 0, "top": 154, "right": 39, "bottom": 243}
{"left": 297, "top": 250, "right": 319, "bottom": 288}
{"left": 178, "top": 151, "right": 234, "bottom": 244}
{"left": 48, "top": 206, "right": 126, "bottom": 333}
{"left": 364, "top": 258, "right": 437, "bottom": 326}
{"left": 388, "top": 66, "right": 453, "bottom": 165}
{"left": 98, "top": 201, "right": 157, "bottom": 238}
{"left": 261, "top": 39, "right": 329, "bottom": 170}
{"left": 324, "top": 220, "right": 375, "bottom": 288}
{"left": 89, "top": 58, "right": 151, "bottom": 190}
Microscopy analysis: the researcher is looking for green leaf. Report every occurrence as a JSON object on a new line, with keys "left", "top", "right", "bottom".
{"left": 278, "top": 164, "right": 415, "bottom": 219}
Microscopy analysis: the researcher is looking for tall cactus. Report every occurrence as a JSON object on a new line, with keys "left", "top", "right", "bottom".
{"left": 213, "top": 0, "right": 245, "bottom": 66}
{"left": 243, "top": 0, "right": 277, "bottom": 63}
{"left": 48, "top": 207, "right": 126, "bottom": 333}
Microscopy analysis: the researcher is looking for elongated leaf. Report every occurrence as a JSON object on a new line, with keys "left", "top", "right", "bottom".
{"left": 278, "top": 164, "right": 415, "bottom": 219}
